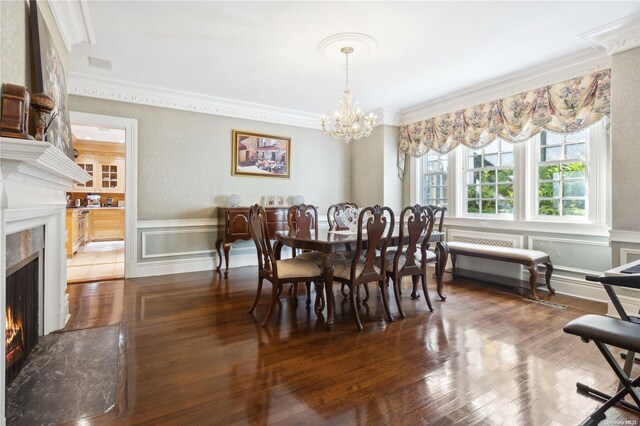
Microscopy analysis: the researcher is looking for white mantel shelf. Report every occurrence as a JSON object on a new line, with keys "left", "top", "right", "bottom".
{"left": 0, "top": 136, "right": 90, "bottom": 188}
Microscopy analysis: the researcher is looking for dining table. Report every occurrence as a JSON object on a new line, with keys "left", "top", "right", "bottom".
{"left": 273, "top": 229, "right": 448, "bottom": 329}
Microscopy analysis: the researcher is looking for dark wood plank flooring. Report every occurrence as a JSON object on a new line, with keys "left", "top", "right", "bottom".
{"left": 64, "top": 280, "right": 124, "bottom": 331}
{"left": 62, "top": 267, "right": 640, "bottom": 425}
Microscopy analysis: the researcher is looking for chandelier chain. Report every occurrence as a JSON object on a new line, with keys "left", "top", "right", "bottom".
{"left": 345, "top": 50, "right": 349, "bottom": 88}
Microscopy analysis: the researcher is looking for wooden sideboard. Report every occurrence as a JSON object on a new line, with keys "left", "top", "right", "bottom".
{"left": 216, "top": 207, "right": 289, "bottom": 277}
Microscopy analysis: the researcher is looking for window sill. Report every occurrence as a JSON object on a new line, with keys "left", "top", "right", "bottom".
{"left": 443, "top": 217, "right": 610, "bottom": 237}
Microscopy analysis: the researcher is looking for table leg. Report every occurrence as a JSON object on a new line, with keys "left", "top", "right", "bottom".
{"left": 323, "top": 254, "right": 335, "bottom": 329}
{"left": 435, "top": 242, "right": 448, "bottom": 301}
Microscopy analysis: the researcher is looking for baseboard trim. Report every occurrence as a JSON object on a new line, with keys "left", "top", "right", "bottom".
{"left": 136, "top": 257, "right": 216, "bottom": 278}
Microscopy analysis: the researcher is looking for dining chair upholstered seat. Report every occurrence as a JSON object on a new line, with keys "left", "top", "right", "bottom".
{"left": 333, "top": 259, "right": 381, "bottom": 280}
{"left": 275, "top": 259, "right": 322, "bottom": 279}
{"left": 295, "top": 250, "right": 346, "bottom": 266}
{"left": 382, "top": 249, "right": 436, "bottom": 272}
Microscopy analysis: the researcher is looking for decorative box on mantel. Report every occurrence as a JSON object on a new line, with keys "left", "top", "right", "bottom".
{"left": 0, "top": 136, "right": 90, "bottom": 417}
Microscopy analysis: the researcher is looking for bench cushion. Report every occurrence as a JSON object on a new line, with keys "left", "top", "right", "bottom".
{"left": 564, "top": 314, "right": 640, "bottom": 354}
{"left": 447, "top": 242, "right": 549, "bottom": 262}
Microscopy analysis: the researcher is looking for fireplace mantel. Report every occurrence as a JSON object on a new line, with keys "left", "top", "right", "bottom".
{"left": 1, "top": 136, "right": 90, "bottom": 423}
{"left": 0, "top": 137, "right": 90, "bottom": 192}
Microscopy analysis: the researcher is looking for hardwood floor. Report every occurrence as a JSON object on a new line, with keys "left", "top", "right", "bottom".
{"left": 64, "top": 280, "right": 124, "bottom": 331}
{"left": 63, "top": 267, "right": 640, "bottom": 425}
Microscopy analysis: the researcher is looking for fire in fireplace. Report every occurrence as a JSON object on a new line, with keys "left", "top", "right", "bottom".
{"left": 6, "top": 306, "right": 24, "bottom": 369}
{"left": 5, "top": 252, "right": 40, "bottom": 386}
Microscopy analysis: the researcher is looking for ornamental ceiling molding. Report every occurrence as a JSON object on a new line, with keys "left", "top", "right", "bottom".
{"left": 580, "top": 12, "right": 640, "bottom": 55}
{"left": 400, "top": 48, "right": 611, "bottom": 126}
{"left": 68, "top": 72, "right": 323, "bottom": 130}
{"left": 47, "top": 0, "right": 96, "bottom": 52}
{"left": 69, "top": 48, "right": 610, "bottom": 131}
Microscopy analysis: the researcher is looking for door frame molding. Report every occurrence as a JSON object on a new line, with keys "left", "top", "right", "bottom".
{"left": 69, "top": 111, "right": 139, "bottom": 278}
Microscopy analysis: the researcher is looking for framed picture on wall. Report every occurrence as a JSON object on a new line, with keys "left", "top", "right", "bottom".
{"left": 30, "top": 0, "right": 74, "bottom": 159}
{"left": 232, "top": 130, "right": 291, "bottom": 178}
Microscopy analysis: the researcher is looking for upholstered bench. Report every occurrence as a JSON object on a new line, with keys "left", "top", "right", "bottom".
{"left": 446, "top": 242, "right": 555, "bottom": 299}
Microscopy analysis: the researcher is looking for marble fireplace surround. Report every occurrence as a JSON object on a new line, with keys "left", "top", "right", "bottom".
{"left": 0, "top": 137, "right": 90, "bottom": 424}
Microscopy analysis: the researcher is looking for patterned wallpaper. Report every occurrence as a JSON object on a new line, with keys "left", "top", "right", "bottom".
{"left": 69, "top": 95, "right": 352, "bottom": 220}
{"left": 611, "top": 47, "right": 640, "bottom": 232}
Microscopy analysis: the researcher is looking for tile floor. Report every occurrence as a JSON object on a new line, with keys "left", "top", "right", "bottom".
{"left": 67, "top": 241, "right": 124, "bottom": 282}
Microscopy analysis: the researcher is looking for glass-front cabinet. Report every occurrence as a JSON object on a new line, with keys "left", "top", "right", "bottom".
{"left": 75, "top": 162, "right": 96, "bottom": 191}
{"left": 72, "top": 153, "right": 124, "bottom": 193}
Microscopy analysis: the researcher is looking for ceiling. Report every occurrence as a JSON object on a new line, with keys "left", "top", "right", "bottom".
{"left": 71, "top": 124, "right": 125, "bottom": 143}
{"left": 68, "top": 1, "right": 640, "bottom": 115}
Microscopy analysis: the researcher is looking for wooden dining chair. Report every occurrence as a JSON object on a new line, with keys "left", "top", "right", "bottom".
{"left": 247, "top": 204, "right": 322, "bottom": 326}
{"left": 426, "top": 205, "right": 446, "bottom": 249}
{"left": 287, "top": 204, "right": 323, "bottom": 308}
{"left": 384, "top": 205, "right": 435, "bottom": 318}
{"left": 326, "top": 202, "right": 368, "bottom": 299}
{"left": 327, "top": 202, "right": 359, "bottom": 231}
{"left": 331, "top": 205, "right": 395, "bottom": 331}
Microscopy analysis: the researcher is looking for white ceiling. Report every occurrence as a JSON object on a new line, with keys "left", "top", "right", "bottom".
{"left": 69, "top": 1, "right": 640, "bottom": 115}
{"left": 71, "top": 124, "right": 125, "bottom": 143}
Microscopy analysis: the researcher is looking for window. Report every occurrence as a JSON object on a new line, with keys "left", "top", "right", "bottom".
{"left": 465, "top": 139, "right": 514, "bottom": 215}
{"left": 537, "top": 130, "right": 588, "bottom": 218}
{"left": 422, "top": 151, "right": 447, "bottom": 206}
{"left": 416, "top": 119, "right": 607, "bottom": 225}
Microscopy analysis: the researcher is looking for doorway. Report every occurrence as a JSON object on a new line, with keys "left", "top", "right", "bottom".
{"left": 67, "top": 112, "right": 138, "bottom": 282}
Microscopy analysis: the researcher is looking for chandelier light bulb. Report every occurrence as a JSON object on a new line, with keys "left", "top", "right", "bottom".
{"left": 319, "top": 46, "right": 377, "bottom": 144}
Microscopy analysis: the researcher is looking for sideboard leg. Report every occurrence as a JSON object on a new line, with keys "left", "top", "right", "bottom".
{"left": 223, "top": 242, "right": 233, "bottom": 278}
{"left": 215, "top": 239, "right": 223, "bottom": 272}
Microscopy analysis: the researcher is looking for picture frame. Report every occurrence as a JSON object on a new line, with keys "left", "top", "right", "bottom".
{"left": 30, "top": 0, "right": 74, "bottom": 159}
{"left": 232, "top": 130, "right": 291, "bottom": 178}
{"left": 266, "top": 196, "right": 276, "bottom": 207}
{"left": 276, "top": 196, "right": 285, "bottom": 207}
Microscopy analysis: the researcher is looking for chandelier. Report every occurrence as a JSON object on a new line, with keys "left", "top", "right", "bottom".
{"left": 320, "top": 47, "right": 376, "bottom": 143}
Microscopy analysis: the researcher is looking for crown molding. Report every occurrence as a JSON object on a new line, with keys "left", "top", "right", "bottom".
{"left": 372, "top": 107, "right": 401, "bottom": 127}
{"left": 48, "top": 0, "right": 95, "bottom": 52}
{"left": 68, "top": 72, "right": 323, "bottom": 130}
{"left": 399, "top": 48, "right": 611, "bottom": 125}
{"left": 580, "top": 13, "right": 640, "bottom": 56}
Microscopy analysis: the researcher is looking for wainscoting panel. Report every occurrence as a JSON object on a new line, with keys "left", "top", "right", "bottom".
{"left": 141, "top": 228, "right": 216, "bottom": 259}
{"left": 528, "top": 236, "right": 610, "bottom": 278}
{"left": 621, "top": 248, "right": 640, "bottom": 264}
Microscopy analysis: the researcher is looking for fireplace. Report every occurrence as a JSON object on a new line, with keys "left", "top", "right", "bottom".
{"left": 5, "top": 253, "right": 40, "bottom": 385}
{"left": 1, "top": 135, "right": 90, "bottom": 420}
{"left": 5, "top": 228, "right": 45, "bottom": 386}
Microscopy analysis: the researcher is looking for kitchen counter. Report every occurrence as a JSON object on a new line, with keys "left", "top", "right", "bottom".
{"left": 67, "top": 206, "right": 125, "bottom": 209}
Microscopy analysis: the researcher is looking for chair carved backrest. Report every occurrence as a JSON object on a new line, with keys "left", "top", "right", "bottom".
{"left": 287, "top": 204, "right": 318, "bottom": 238}
{"left": 352, "top": 205, "right": 395, "bottom": 281}
{"left": 395, "top": 205, "right": 434, "bottom": 271}
{"left": 327, "top": 202, "right": 358, "bottom": 231}
{"left": 248, "top": 204, "right": 277, "bottom": 276}
{"left": 427, "top": 205, "right": 447, "bottom": 233}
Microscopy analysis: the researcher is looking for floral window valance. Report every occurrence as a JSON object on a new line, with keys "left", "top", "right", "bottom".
{"left": 397, "top": 69, "right": 611, "bottom": 179}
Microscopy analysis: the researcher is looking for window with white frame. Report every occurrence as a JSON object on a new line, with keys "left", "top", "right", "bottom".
{"left": 536, "top": 129, "right": 588, "bottom": 218}
{"left": 465, "top": 139, "right": 515, "bottom": 216}
{"left": 417, "top": 119, "right": 607, "bottom": 224}
{"left": 421, "top": 151, "right": 448, "bottom": 207}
